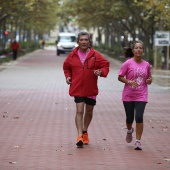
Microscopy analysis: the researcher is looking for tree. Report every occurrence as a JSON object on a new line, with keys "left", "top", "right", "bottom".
{"left": 0, "top": 0, "right": 60, "bottom": 47}
{"left": 57, "top": 0, "right": 169, "bottom": 63}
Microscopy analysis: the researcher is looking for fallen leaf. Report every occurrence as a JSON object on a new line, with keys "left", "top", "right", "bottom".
{"left": 158, "top": 149, "right": 164, "bottom": 152}
{"left": 65, "top": 108, "right": 71, "bottom": 110}
{"left": 14, "top": 117, "right": 19, "bottom": 119}
{"left": 9, "top": 162, "right": 17, "bottom": 164}
{"left": 157, "top": 162, "right": 162, "bottom": 164}
{"left": 162, "top": 129, "right": 168, "bottom": 131}
{"left": 14, "top": 146, "right": 19, "bottom": 148}
{"left": 117, "top": 123, "right": 124, "bottom": 125}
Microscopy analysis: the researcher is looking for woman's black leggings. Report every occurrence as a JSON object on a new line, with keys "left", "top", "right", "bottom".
{"left": 123, "top": 101, "right": 147, "bottom": 123}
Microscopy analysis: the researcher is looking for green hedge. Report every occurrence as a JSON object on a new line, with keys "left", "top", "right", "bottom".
{"left": 94, "top": 43, "right": 154, "bottom": 65}
{"left": 0, "top": 41, "right": 40, "bottom": 64}
{"left": 94, "top": 43, "right": 125, "bottom": 62}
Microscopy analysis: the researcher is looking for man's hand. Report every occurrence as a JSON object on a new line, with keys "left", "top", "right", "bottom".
{"left": 66, "top": 77, "right": 71, "bottom": 84}
{"left": 94, "top": 69, "right": 102, "bottom": 76}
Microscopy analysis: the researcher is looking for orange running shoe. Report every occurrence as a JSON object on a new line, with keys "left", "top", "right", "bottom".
{"left": 76, "top": 136, "right": 83, "bottom": 148}
{"left": 83, "top": 133, "right": 89, "bottom": 145}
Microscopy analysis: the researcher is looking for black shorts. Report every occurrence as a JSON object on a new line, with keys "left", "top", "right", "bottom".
{"left": 74, "top": 97, "right": 96, "bottom": 106}
{"left": 123, "top": 101, "right": 147, "bottom": 123}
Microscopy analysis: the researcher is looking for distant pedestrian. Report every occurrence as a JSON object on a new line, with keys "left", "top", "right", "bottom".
{"left": 11, "top": 40, "right": 19, "bottom": 60}
{"left": 118, "top": 40, "right": 152, "bottom": 150}
{"left": 41, "top": 40, "right": 45, "bottom": 49}
{"left": 63, "top": 32, "right": 110, "bottom": 148}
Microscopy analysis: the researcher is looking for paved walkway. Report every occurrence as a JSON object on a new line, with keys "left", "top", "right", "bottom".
{"left": 0, "top": 47, "right": 170, "bottom": 170}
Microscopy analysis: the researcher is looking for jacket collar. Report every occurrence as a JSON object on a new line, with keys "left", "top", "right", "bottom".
{"left": 70, "top": 47, "right": 95, "bottom": 58}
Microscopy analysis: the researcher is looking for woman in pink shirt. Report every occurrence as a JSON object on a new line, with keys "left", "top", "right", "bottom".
{"left": 118, "top": 40, "right": 152, "bottom": 150}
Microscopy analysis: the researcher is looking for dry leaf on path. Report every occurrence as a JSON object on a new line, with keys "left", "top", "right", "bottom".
{"left": 9, "top": 161, "right": 17, "bottom": 164}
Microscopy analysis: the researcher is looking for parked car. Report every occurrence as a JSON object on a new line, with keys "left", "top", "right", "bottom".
{"left": 56, "top": 32, "right": 78, "bottom": 55}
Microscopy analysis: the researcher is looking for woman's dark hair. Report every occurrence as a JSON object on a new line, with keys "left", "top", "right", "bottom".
{"left": 123, "top": 47, "right": 134, "bottom": 58}
{"left": 123, "top": 40, "right": 144, "bottom": 58}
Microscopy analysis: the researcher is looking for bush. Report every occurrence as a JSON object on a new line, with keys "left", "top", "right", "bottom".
{"left": 0, "top": 48, "right": 12, "bottom": 64}
{"left": 19, "top": 41, "right": 40, "bottom": 52}
{"left": 0, "top": 41, "right": 40, "bottom": 64}
{"left": 45, "top": 41, "right": 56, "bottom": 46}
{"left": 94, "top": 43, "right": 125, "bottom": 62}
{"left": 95, "top": 43, "right": 156, "bottom": 64}
{"left": 143, "top": 49, "right": 154, "bottom": 65}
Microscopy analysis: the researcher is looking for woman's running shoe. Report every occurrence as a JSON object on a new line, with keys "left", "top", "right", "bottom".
{"left": 135, "top": 141, "right": 142, "bottom": 150}
{"left": 126, "top": 127, "right": 134, "bottom": 143}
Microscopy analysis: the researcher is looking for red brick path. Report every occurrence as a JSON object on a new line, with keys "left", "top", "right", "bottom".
{"left": 0, "top": 48, "right": 169, "bottom": 170}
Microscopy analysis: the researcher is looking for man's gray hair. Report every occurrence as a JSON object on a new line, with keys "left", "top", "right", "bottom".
{"left": 77, "top": 32, "right": 90, "bottom": 41}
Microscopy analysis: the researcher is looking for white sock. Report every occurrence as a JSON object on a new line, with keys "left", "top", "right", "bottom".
{"left": 127, "top": 128, "right": 133, "bottom": 133}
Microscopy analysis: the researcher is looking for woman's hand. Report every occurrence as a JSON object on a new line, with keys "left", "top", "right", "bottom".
{"left": 146, "top": 77, "right": 152, "bottom": 85}
{"left": 128, "top": 80, "right": 139, "bottom": 87}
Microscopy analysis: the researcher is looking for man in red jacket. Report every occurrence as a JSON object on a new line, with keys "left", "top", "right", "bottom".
{"left": 11, "top": 40, "right": 19, "bottom": 60}
{"left": 63, "top": 32, "right": 110, "bottom": 147}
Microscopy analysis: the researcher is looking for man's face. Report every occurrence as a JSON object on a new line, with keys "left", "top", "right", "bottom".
{"left": 78, "top": 35, "right": 90, "bottom": 51}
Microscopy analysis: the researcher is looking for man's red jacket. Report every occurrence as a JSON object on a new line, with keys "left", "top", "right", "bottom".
{"left": 11, "top": 42, "right": 19, "bottom": 50}
{"left": 63, "top": 47, "right": 110, "bottom": 97}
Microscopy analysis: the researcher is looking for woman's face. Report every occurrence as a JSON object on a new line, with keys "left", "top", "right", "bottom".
{"left": 78, "top": 35, "right": 90, "bottom": 52}
{"left": 132, "top": 43, "right": 144, "bottom": 57}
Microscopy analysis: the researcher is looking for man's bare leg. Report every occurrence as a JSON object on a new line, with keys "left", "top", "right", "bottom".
{"left": 83, "top": 104, "right": 94, "bottom": 131}
{"left": 75, "top": 102, "right": 84, "bottom": 136}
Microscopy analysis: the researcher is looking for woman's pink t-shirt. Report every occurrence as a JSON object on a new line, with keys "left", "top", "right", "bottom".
{"left": 118, "top": 58, "right": 151, "bottom": 102}
{"left": 78, "top": 49, "right": 96, "bottom": 100}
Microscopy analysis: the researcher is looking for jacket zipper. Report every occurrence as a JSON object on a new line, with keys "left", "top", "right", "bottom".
{"left": 82, "top": 63, "right": 85, "bottom": 96}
